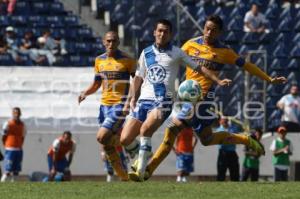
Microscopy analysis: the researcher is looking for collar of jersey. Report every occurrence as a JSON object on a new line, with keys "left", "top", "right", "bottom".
{"left": 153, "top": 42, "right": 172, "bottom": 53}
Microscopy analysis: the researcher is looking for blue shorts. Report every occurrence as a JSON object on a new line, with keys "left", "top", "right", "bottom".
{"left": 176, "top": 153, "right": 194, "bottom": 173}
{"left": 98, "top": 103, "right": 125, "bottom": 132}
{"left": 174, "top": 93, "right": 217, "bottom": 136}
{"left": 104, "top": 151, "right": 128, "bottom": 174}
{"left": 130, "top": 98, "right": 173, "bottom": 122}
{"left": 47, "top": 155, "right": 68, "bottom": 173}
{"left": 4, "top": 150, "right": 23, "bottom": 173}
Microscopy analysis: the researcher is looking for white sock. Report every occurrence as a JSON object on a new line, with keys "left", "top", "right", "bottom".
{"left": 137, "top": 137, "right": 152, "bottom": 177}
{"left": 182, "top": 176, "right": 187, "bottom": 182}
{"left": 1, "top": 174, "right": 8, "bottom": 182}
{"left": 176, "top": 176, "right": 182, "bottom": 182}
{"left": 125, "top": 139, "right": 140, "bottom": 158}
{"left": 106, "top": 174, "right": 113, "bottom": 182}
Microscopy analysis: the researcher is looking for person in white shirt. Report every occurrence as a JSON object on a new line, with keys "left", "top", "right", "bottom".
{"left": 244, "top": 3, "right": 270, "bottom": 33}
{"left": 119, "top": 19, "right": 231, "bottom": 181}
{"left": 277, "top": 85, "right": 300, "bottom": 132}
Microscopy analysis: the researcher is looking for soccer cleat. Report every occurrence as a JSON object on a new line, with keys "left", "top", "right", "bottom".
{"left": 130, "top": 160, "right": 150, "bottom": 181}
{"left": 248, "top": 135, "right": 265, "bottom": 155}
{"left": 128, "top": 171, "right": 144, "bottom": 182}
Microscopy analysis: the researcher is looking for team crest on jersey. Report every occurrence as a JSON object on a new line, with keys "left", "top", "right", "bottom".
{"left": 147, "top": 64, "right": 166, "bottom": 83}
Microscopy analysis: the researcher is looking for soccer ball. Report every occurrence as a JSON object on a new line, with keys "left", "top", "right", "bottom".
{"left": 177, "top": 80, "right": 202, "bottom": 103}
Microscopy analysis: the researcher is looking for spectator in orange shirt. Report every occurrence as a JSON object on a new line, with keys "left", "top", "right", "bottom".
{"left": 47, "top": 131, "right": 76, "bottom": 181}
{"left": 1, "top": 107, "right": 26, "bottom": 182}
{"left": 173, "top": 128, "right": 197, "bottom": 182}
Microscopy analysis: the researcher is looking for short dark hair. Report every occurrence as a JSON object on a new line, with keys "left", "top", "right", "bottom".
{"left": 254, "top": 127, "right": 263, "bottom": 135}
{"left": 205, "top": 15, "right": 223, "bottom": 31}
{"left": 155, "top": 19, "right": 173, "bottom": 32}
{"left": 13, "top": 107, "right": 21, "bottom": 113}
{"left": 63, "top": 131, "right": 72, "bottom": 137}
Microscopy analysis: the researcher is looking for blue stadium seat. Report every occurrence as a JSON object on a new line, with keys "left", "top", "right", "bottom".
{"left": 242, "top": 32, "right": 259, "bottom": 44}
{"left": 74, "top": 42, "right": 91, "bottom": 54}
{"left": 51, "top": 28, "right": 66, "bottom": 39}
{"left": 238, "top": 45, "right": 249, "bottom": 56}
{"left": 0, "top": 16, "right": 10, "bottom": 27}
{"left": 269, "top": 58, "right": 287, "bottom": 71}
{"left": 227, "top": 17, "right": 243, "bottom": 31}
{"left": 267, "top": 109, "right": 281, "bottom": 130}
{"left": 223, "top": 31, "right": 238, "bottom": 43}
{"left": 259, "top": 32, "right": 272, "bottom": 43}
{"left": 77, "top": 27, "right": 93, "bottom": 39}
{"left": 229, "top": 7, "right": 244, "bottom": 19}
{"left": 15, "top": 1, "right": 30, "bottom": 15}
{"left": 33, "top": 2, "right": 50, "bottom": 14}
{"left": 290, "top": 44, "right": 300, "bottom": 58}
{"left": 272, "top": 43, "right": 288, "bottom": 58}
{"left": 0, "top": 53, "right": 14, "bottom": 66}
{"left": 294, "top": 20, "right": 300, "bottom": 32}
{"left": 10, "top": 16, "right": 27, "bottom": 26}
{"left": 46, "top": 16, "right": 64, "bottom": 28}
{"left": 29, "top": 16, "right": 47, "bottom": 27}
{"left": 265, "top": 7, "right": 279, "bottom": 20}
{"left": 287, "top": 58, "right": 299, "bottom": 70}
{"left": 50, "top": 2, "right": 65, "bottom": 15}
{"left": 64, "top": 15, "right": 80, "bottom": 27}
{"left": 195, "top": 7, "right": 206, "bottom": 19}
{"left": 278, "top": 18, "right": 292, "bottom": 32}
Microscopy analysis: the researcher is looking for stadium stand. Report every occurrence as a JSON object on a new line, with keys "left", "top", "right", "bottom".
{"left": 94, "top": 0, "right": 300, "bottom": 130}
{"left": 0, "top": 0, "right": 104, "bottom": 67}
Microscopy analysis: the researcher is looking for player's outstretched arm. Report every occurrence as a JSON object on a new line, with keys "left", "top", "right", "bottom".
{"left": 78, "top": 80, "right": 101, "bottom": 104}
{"left": 242, "top": 62, "right": 286, "bottom": 84}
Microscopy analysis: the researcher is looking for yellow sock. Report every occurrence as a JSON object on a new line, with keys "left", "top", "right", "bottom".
{"left": 106, "top": 134, "right": 121, "bottom": 146}
{"left": 206, "top": 132, "right": 249, "bottom": 146}
{"left": 104, "top": 145, "right": 128, "bottom": 181}
{"left": 147, "top": 127, "right": 177, "bottom": 175}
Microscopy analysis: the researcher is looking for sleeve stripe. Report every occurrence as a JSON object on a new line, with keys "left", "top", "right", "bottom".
{"left": 235, "top": 57, "right": 245, "bottom": 67}
{"left": 94, "top": 75, "right": 101, "bottom": 81}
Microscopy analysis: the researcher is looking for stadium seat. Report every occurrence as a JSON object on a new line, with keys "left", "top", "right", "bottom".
{"left": 223, "top": 31, "right": 238, "bottom": 43}
{"left": 265, "top": 7, "right": 279, "bottom": 20}
{"left": 46, "top": 16, "right": 64, "bottom": 28}
{"left": 290, "top": 45, "right": 300, "bottom": 58}
{"left": 0, "top": 16, "right": 9, "bottom": 27}
{"left": 10, "top": 16, "right": 27, "bottom": 26}
{"left": 14, "top": 1, "right": 30, "bottom": 15}
{"left": 242, "top": 32, "right": 260, "bottom": 44}
{"left": 227, "top": 18, "right": 243, "bottom": 31}
{"left": 278, "top": 18, "right": 292, "bottom": 32}
{"left": 64, "top": 15, "right": 80, "bottom": 27}
{"left": 33, "top": 2, "right": 50, "bottom": 15}
{"left": 0, "top": 54, "right": 14, "bottom": 66}
{"left": 272, "top": 43, "right": 288, "bottom": 58}
{"left": 269, "top": 58, "right": 287, "bottom": 71}
{"left": 50, "top": 2, "right": 65, "bottom": 15}
{"left": 287, "top": 59, "right": 299, "bottom": 70}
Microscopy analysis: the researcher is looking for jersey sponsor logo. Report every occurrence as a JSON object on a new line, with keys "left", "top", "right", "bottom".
{"left": 147, "top": 64, "right": 167, "bottom": 83}
{"left": 190, "top": 56, "right": 223, "bottom": 71}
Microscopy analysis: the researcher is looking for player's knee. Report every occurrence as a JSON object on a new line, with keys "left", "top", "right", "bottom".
{"left": 97, "top": 132, "right": 111, "bottom": 145}
{"left": 120, "top": 136, "right": 132, "bottom": 146}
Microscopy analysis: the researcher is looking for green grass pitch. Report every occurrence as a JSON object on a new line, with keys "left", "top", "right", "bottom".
{"left": 1, "top": 181, "right": 300, "bottom": 199}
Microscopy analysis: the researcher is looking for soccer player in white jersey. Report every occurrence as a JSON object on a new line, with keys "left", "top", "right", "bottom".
{"left": 120, "top": 19, "right": 231, "bottom": 181}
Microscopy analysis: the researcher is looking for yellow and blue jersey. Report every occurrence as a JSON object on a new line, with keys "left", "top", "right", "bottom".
{"left": 181, "top": 36, "right": 245, "bottom": 96}
{"left": 94, "top": 50, "right": 136, "bottom": 105}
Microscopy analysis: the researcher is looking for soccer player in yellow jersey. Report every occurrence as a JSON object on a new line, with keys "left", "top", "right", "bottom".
{"left": 133, "top": 15, "right": 286, "bottom": 181}
{"left": 78, "top": 31, "right": 136, "bottom": 181}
